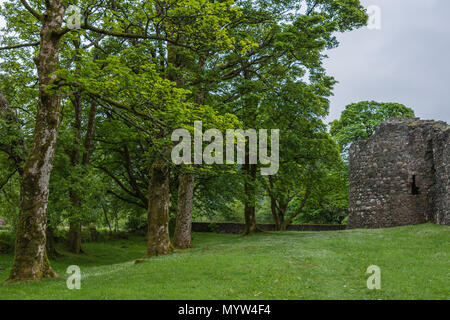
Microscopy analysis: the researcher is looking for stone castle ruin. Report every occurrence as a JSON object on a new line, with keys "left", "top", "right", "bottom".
{"left": 347, "top": 118, "right": 449, "bottom": 229}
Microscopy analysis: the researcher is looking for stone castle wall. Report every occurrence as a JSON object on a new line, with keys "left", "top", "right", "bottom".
{"left": 433, "top": 127, "right": 450, "bottom": 225}
{"left": 348, "top": 118, "right": 449, "bottom": 229}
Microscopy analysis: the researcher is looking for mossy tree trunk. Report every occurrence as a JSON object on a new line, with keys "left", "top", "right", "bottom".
{"left": 146, "top": 160, "right": 172, "bottom": 256}
{"left": 173, "top": 171, "right": 194, "bottom": 248}
{"left": 8, "top": 1, "right": 66, "bottom": 281}
{"left": 168, "top": 40, "right": 194, "bottom": 249}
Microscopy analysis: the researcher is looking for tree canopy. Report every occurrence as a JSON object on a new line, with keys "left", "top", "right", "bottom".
{"left": 330, "top": 101, "right": 415, "bottom": 157}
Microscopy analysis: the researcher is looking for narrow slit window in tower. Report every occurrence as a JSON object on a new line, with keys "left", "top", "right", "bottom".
{"left": 411, "top": 175, "right": 420, "bottom": 195}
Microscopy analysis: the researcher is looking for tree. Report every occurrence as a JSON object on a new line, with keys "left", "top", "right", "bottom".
{"left": 208, "top": 0, "right": 368, "bottom": 234}
{"left": 263, "top": 129, "right": 343, "bottom": 230}
{"left": 1, "top": 0, "right": 220, "bottom": 279}
{"left": 3, "top": 0, "right": 68, "bottom": 281}
{"left": 173, "top": 169, "right": 194, "bottom": 248}
{"left": 330, "top": 101, "right": 415, "bottom": 157}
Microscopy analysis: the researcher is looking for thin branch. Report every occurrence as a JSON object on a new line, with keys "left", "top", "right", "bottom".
{"left": 96, "top": 165, "right": 135, "bottom": 197}
{"left": 0, "top": 41, "right": 40, "bottom": 51}
{"left": 0, "top": 169, "right": 18, "bottom": 190}
{"left": 123, "top": 145, "right": 147, "bottom": 204}
{"left": 20, "top": 0, "right": 42, "bottom": 21}
{"left": 59, "top": 22, "right": 194, "bottom": 51}
{"left": 284, "top": 176, "right": 314, "bottom": 227}
{"left": 106, "top": 190, "right": 147, "bottom": 209}
{"left": 86, "top": 91, "right": 166, "bottom": 129}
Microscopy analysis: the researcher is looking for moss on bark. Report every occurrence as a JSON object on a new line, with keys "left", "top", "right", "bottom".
{"left": 173, "top": 172, "right": 194, "bottom": 249}
{"left": 146, "top": 161, "right": 172, "bottom": 256}
{"left": 7, "top": 2, "right": 66, "bottom": 282}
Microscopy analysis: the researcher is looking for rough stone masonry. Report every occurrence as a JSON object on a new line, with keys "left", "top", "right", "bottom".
{"left": 348, "top": 118, "right": 449, "bottom": 229}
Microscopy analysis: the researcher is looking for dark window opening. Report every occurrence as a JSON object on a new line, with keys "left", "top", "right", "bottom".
{"left": 411, "top": 175, "right": 420, "bottom": 195}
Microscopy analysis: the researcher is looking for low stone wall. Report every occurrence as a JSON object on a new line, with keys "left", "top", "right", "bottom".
{"left": 192, "top": 222, "right": 346, "bottom": 234}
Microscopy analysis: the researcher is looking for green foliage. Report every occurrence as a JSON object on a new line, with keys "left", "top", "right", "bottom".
{"left": 293, "top": 164, "right": 349, "bottom": 225}
{"left": 330, "top": 101, "right": 415, "bottom": 157}
{"left": 0, "top": 227, "right": 15, "bottom": 250}
{"left": 0, "top": 0, "right": 370, "bottom": 237}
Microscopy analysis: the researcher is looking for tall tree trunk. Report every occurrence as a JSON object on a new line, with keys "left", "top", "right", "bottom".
{"left": 66, "top": 60, "right": 97, "bottom": 253}
{"left": 66, "top": 84, "right": 83, "bottom": 254}
{"left": 102, "top": 205, "right": 113, "bottom": 235}
{"left": 278, "top": 203, "right": 287, "bottom": 231}
{"left": 243, "top": 163, "right": 260, "bottom": 235}
{"left": 241, "top": 68, "right": 260, "bottom": 235}
{"left": 172, "top": 56, "right": 203, "bottom": 249}
{"left": 268, "top": 177, "right": 285, "bottom": 231}
{"left": 270, "top": 195, "right": 280, "bottom": 230}
{"left": 82, "top": 102, "right": 98, "bottom": 165}
{"left": 46, "top": 226, "right": 61, "bottom": 258}
{"left": 169, "top": 38, "right": 194, "bottom": 249}
{"left": 8, "top": 1, "right": 65, "bottom": 281}
{"left": 67, "top": 221, "right": 82, "bottom": 254}
{"left": 173, "top": 172, "right": 194, "bottom": 248}
{"left": 146, "top": 160, "right": 172, "bottom": 256}
{"left": 114, "top": 209, "right": 119, "bottom": 232}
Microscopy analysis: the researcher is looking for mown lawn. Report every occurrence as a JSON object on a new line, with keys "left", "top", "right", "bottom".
{"left": 0, "top": 223, "right": 448, "bottom": 300}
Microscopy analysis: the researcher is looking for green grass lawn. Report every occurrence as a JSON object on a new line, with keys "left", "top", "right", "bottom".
{"left": 0, "top": 223, "right": 448, "bottom": 300}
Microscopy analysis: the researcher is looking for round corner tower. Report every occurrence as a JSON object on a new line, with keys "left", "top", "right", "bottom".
{"left": 347, "top": 118, "right": 449, "bottom": 229}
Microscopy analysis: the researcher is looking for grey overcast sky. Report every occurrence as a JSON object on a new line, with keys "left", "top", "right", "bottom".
{"left": 324, "top": 0, "right": 450, "bottom": 123}
{"left": 0, "top": 1, "right": 449, "bottom": 123}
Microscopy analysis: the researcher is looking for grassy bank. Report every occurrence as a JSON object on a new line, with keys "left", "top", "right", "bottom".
{"left": 0, "top": 223, "right": 448, "bottom": 300}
